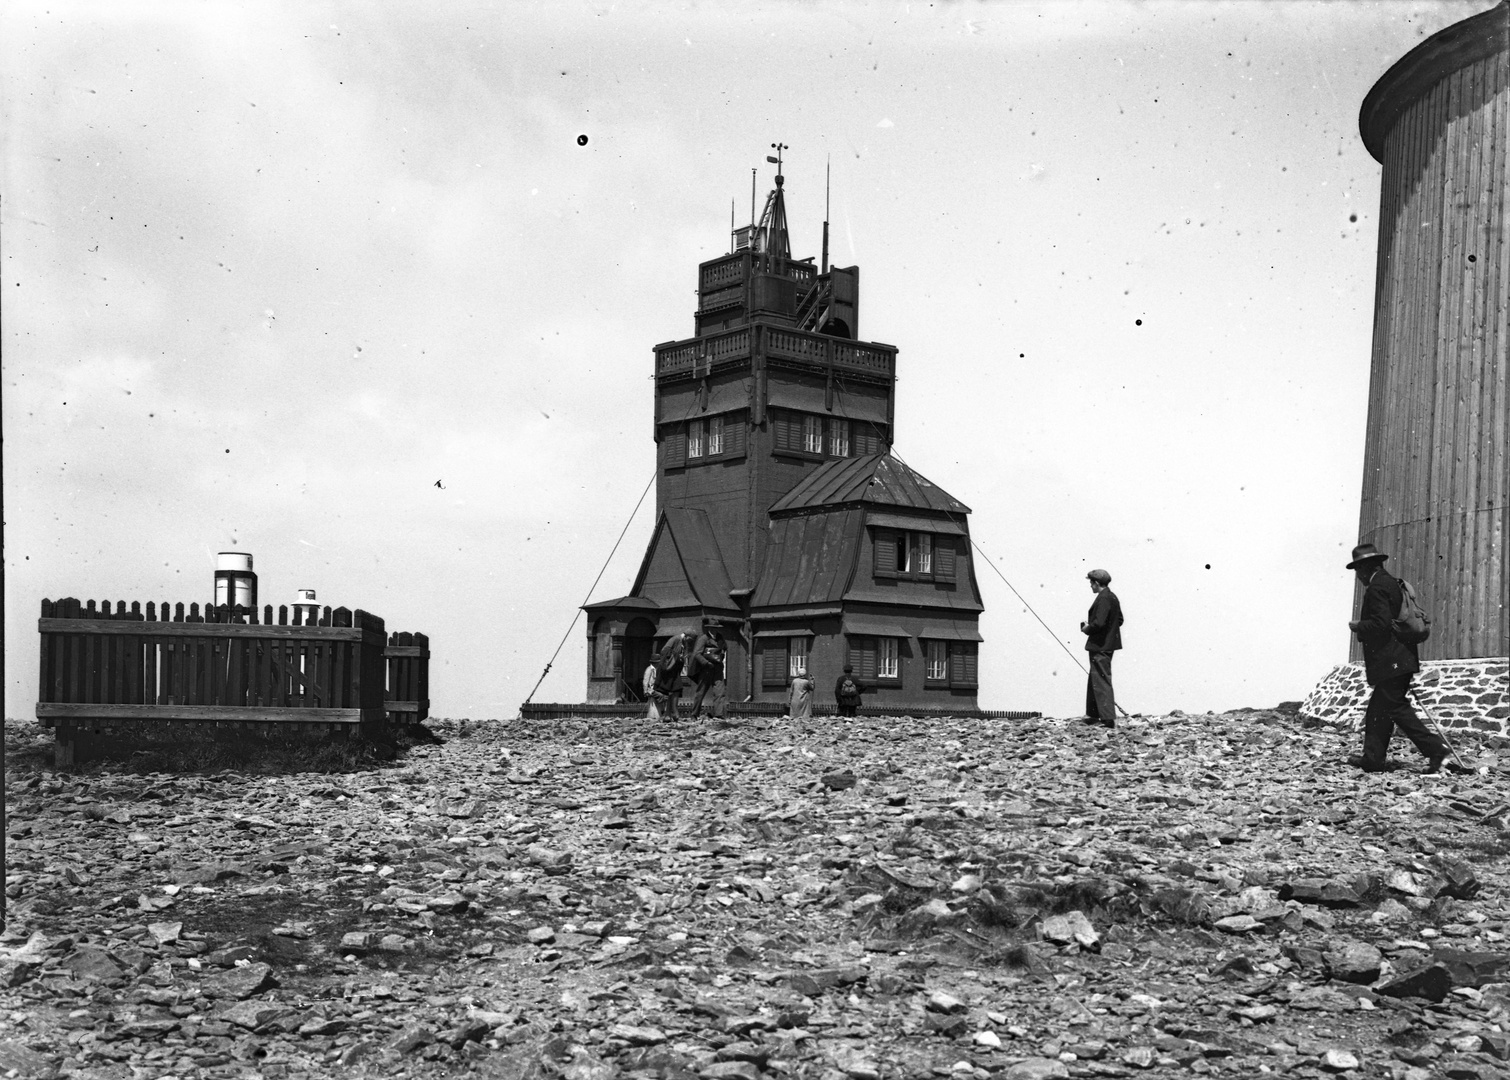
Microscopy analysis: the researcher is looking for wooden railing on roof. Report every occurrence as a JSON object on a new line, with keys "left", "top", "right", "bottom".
{"left": 35, "top": 598, "right": 429, "bottom": 728}
{"left": 658, "top": 324, "right": 895, "bottom": 380}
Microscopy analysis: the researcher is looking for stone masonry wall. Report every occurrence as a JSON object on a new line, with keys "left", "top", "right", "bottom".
{"left": 1301, "top": 657, "right": 1509, "bottom": 740}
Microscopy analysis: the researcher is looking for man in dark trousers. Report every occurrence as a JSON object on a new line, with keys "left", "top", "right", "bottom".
{"left": 1346, "top": 543, "right": 1458, "bottom": 774}
{"left": 686, "top": 623, "right": 727, "bottom": 719}
{"left": 1080, "top": 569, "right": 1122, "bottom": 727}
{"left": 834, "top": 665, "right": 864, "bottom": 718}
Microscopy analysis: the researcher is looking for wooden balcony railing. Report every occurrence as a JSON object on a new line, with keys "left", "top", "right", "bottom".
{"left": 656, "top": 325, "right": 895, "bottom": 380}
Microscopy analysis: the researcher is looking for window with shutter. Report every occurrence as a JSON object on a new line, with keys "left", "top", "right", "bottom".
{"left": 725, "top": 415, "right": 745, "bottom": 457}
{"left": 934, "top": 540, "right": 956, "bottom": 582}
{"left": 687, "top": 420, "right": 705, "bottom": 459}
{"left": 874, "top": 529, "right": 898, "bottom": 577}
{"left": 949, "top": 642, "right": 978, "bottom": 688}
{"left": 707, "top": 416, "right": 723, "bottom": 456}
{"left": 917, "top": 534, "right": 932, "bottom": 575}
{"left": 878, "top": 637, "right": 899, "bottom": 680}
{"left": 848, "top": 637, "right": 877, "bottom": 681}
{"left": 763, "top": 645, "right": 787, "bottom": 687}
{"left": 665, "top": 430, "right": 687, "bottom": 469}
{"left": 828, "top": 418, "right": 850, "bottom": 457}
{"left": 924, "top": 640, "right": 947, "bottom": 682}
{"left": 802, "top": 414, "right": 824, "bottom": 454}
{"left": 788, "top": 637, "right": 809, "bottom": 678}
{"left": 773, "top": 410, "right": 795, "bottom": 452}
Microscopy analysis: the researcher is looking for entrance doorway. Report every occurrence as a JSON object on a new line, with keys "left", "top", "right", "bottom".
{"left": 622, "top": 618, "right": 655, "bottom": 702}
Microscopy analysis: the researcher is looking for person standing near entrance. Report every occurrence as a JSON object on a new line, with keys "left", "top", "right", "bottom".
{"left": 687, "top": 623, "right": 727, "bottom": 719}
{"left": 1345, "top": 543, "right": 1457, "bottom": 774}
{"left": 1080, "top": 569, "right": 1122, "bottom": 727}
{"left": 643, "top": 652, "right": 662, "bottom": 720}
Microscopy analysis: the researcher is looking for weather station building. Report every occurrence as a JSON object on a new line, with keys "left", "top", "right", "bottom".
{"left": 584, "top": 153, "right": 985, "bottom": 711}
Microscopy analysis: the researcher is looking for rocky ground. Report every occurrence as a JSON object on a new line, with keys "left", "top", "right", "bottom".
{"left": 2, "top": 707, "right": 1509, "bottom": 1080}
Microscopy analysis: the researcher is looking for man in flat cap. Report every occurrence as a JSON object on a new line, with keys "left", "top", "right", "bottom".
{"left": 1346, "top": 543, "right": 1455, "bottom": 773}
{"left": 1080, "top": 569, "right": 1123, "bottom": 727}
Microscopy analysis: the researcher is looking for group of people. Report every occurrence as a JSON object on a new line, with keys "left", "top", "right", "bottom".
{"left": 634, "top": 544, "right": 1448, "bottom": 775}
{"left": 785, "top": 665, "right": 867, "bottom": 721}
{"left": 638, "top": 619, "right": 869, "bottom": 721}
{"left": 642, "top": 624, "right": 727, "bottom": 720}
{"left": 1077, "top": 547, "right": 1464, "bottom": 776}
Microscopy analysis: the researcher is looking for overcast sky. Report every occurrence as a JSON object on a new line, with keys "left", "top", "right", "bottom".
{"left": 3, "top": 1, "right": 1486, "bottom": 721}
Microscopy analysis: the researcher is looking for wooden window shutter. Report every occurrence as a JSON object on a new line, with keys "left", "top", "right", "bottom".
{"left": 665, "top": 429, "right": 686, "bottom": 469}
{"left": 763, "top": 644, "right": 787, "bottom": 687}
{"left": 874, "top": 529, "right": 898, "bottom": 577}
{"left": 934, "top": 539, "right": 956, "bottom": 582}
{"left": 773, "top": 410, "right": 794, "bottom": 452}
{"left": 848, "top": 637, "right": 877, "bottom": 681}
{"left": 950, "top": 642, "right": 978, "bottom": 687}
{"left": 725, "top": 415, "right": 745, "bottom": 457}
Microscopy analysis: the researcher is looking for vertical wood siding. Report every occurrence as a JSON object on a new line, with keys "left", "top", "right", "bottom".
{"left": 1357, "top": 45, "right": 1509, "bottom": 661}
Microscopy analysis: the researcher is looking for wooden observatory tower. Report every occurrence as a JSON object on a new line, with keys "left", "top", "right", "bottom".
{"left": 1303, "top": 2, "right": 1509, "bottom": 734}
{"left": 583, "top": 154, "right": 985, "bottom": 710}
{"left": 1356, "top": 2, "right": 1508, "bottom": 659}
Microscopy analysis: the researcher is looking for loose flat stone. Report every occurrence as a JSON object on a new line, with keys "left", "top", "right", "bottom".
{"left": 1214, "top": 914, "right": 1262, "bottom": 934}
{"left": 146, "top": 921, "right": 182, "bottom": 945}
{"left": 1325, "top": 941, "right": 1383, "bottom": 984}
{"left": 220, "top": 1000, "right": 295, "bottom": 1031}
{"left": 1003, "top": 1059, "right": 1069, "bottom": 1080}
{"left": 926, "top": 989, "right": 967, "bottom": 1014}
{"left": 201, "top": 961, "right": 276, "bottom": 999}
{"left": 609, "top": 1023, "right": 667, "bottom": 1045}
{"left": 700, "top": 1063, "right": 762, "bottom": 1080}
{"left": 1377, "top": 963, "right": 1454, "bottom": 1003}
{"left": 1322, "top": 1048, "right": 1361, "bottom": 1071}
{"left": 59, "top": 946, "right": 124, "bottom": 982}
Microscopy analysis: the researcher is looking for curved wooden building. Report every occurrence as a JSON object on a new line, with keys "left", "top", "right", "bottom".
{"left": 1355, "top": 1, "right": 1509, "bottom": 663}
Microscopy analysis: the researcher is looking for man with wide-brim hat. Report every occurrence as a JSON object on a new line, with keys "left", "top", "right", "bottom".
{"left": 1345, "top": 542, "right": 1456, "bottom": 773}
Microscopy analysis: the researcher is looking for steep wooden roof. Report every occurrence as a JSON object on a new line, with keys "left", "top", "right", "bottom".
{"left": 769, "top": 453, "right": 971, "bottom": 516}
{"left": 629, "top": 507, "right": 741, "bottom": 615}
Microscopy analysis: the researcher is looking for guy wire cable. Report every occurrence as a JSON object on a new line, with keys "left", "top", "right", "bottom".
{"left": 520, "top": 391, "right": 709, "bottom": 711}
{"left": 830, "top": 375, "right": 1132, "bottom": 716}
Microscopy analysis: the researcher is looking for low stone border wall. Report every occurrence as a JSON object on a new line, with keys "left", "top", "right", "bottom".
{"left": 1301, "top": 657, "right": 1509, "bottom": 739}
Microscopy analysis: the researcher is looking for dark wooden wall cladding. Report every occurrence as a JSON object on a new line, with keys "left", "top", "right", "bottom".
{"left": 1356, "top": 5, "right": 1509, "bottom": 661}
{"left": 36, "top": 598, "right": 428, "bottom": 725}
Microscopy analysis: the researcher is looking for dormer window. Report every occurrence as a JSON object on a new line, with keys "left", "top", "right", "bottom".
{"left": 874, "top": 527, "right": 957, "bottom": 582}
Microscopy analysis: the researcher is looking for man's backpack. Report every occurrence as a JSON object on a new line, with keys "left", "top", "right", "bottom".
{"left": 839, "top": 677, "right": 859, "bottom": 697}
{"left": 1393, "top": 578, "right": 1432, "bottom": 645}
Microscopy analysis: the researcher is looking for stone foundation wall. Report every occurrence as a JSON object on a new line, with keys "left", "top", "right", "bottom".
{"left": 1301, "top": 657, "right": 1509, "bottom": 739}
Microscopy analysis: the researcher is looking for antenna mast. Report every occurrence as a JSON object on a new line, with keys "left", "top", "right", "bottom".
{"left": 821, "top": 155, "right": 830, "bottom": 275}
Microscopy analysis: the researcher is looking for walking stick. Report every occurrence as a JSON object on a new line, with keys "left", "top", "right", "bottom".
{"left": 1410, "top": 689, "right": 1472, "bottom": 773}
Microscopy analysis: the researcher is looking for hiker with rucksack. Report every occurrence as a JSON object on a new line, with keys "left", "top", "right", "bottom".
{"left": 834, "top": 665, "right": 864, "bottom": 718}
{"left": 1345, "top": 543, "right": 1461, "bottom": 774}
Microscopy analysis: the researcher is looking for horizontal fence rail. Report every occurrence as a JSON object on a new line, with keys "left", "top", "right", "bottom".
{"left": 36, "top": 598, "right": 428, "bottom": 729}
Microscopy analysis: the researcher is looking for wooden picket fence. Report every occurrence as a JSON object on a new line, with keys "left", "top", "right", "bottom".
{"left": 36, "top": 598, "right": 430, "bottom": 759}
